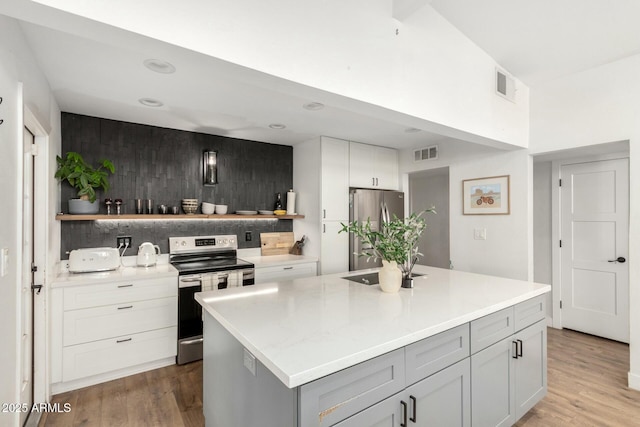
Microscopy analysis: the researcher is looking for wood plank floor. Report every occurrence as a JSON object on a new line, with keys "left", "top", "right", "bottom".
{"left": 40, "top": 327, "right": 640, "bottom": 426}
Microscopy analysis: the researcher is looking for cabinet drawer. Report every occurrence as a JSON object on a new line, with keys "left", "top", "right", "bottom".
{"left": 405, "top": 324, "right": 470, "bottom": 385}
{"left": 63, "top": 276, "right": 177, "bottom": 310}
{"left": 254, "top": 262, "right": 317, "bottom": 284}
{"left": 63, "top": 297, "right": 177, "bottom": 346}
{"left": 62, "top": 326, "right": 177, "bottom": 382}
{"left": 514, "top": 295, "right": 546, "bottom": 332}
{"left": 470, "top": 307, "right": 514, "bottom": 354}
{"left": 299, "top": 348, "right": 405, "bottom": 427}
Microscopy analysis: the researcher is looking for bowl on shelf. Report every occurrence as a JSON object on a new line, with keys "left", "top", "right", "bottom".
{"left": 215, "top": 204, "right": 228, "bottom": 215}
{"left": 274, "top": 209, "right": 287, "bottom": 216}
{"left": 182, "top": 199, "right": 199, "bottom": 214}
{"left": 202, "top": 202, "right": 215, "bottom": 215}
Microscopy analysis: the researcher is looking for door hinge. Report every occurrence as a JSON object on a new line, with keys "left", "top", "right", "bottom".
{"left": 560, "top": 300, "right": 563, "bottom": 309}
{"left": 30, "top": 144, "right": 38, "bottom": 156}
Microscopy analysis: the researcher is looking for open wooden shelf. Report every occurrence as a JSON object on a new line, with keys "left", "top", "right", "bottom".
{"left": 55, "top": 213, "right": 305, "bottom": 221}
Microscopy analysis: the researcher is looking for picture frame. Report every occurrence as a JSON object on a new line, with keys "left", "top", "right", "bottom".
{"left": 462, "top": 175, "right": 510, "bottom": 215}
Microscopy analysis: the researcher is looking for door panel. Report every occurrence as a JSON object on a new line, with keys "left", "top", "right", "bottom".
{"left": 560, "top": 158, "right": 629, "bottom": 342}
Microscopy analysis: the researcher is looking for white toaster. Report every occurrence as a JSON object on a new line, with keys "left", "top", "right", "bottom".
{"left": 68, "top": 247, "right": 121, "bottom": 273}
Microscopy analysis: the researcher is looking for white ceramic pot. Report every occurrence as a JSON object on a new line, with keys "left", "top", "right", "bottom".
{"left": 378, "top": 260, "right": 402, "bottom": 293}
{"left": 68, "top": 198, "right": 99, "bottom": 214}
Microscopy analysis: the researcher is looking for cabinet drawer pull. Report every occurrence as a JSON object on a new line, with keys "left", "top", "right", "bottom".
{"left": 117, "top": 305, "right": 133, "bottom": 310}
{"left": 117, "top": 284, "right": 133, "bottom": 288}
{"left": 323, "top": 209, "right": 326, "bottom": 219}
{"left": 409, "top": 395, "right": 417, "bottom": 422}
{"left": 400, "top": 400, "right": 408, "bottom": 427}
{"left": 116, "top": 338, "right": 132, "bottom": 343}
{"left": 283, "top": 267, "right": 294, "bottom": 270}
{"left": 517, "top": 339, "right": 523, "bottom": 357}
{"left": 512, "top": 341, "right": 519, "bottom": 359}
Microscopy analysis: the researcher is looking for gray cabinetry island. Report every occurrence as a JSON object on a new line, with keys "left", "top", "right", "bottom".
{"left": 195, "top": 266, "right": 550, "bottom": 427}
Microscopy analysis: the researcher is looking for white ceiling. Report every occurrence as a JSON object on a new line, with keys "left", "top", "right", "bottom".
{"left": 430, "top": 0, "right": 640, "bottom": 86}
{"left": 9, "top": 1, "right": 640, "bottom": 149}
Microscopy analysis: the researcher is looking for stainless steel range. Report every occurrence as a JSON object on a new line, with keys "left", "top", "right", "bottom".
{"left": 169, "top": 235, "right": 255, "bottom": 365}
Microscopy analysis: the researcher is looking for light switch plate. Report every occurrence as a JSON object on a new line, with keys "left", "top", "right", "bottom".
{"left": 243, "top": 348, "right": 257, "bottom": 376}
{"left": 474, "top": 228, "right": 487, "bottom": 240}
{"left": 1, "top": 248, "right": 8, "bottom": 277}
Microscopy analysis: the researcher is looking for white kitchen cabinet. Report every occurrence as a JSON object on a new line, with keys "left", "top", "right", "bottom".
{"left": 254, "top": 261, "right": 317, "bottom": 284}
{"left": 321, "top": 137, "right": 350, "bottom": 220}
{"left": 349, "top": 142, "right": 399, "bottom": 190}
{"left": 320, "top": 221, "right": 349, "bottom": 274}
{"left": 471, "top": 295, "right": 547, "bottom": 427}
{"left": 294, "top": 136, "right": 349, "bottom": 274}
{"left": 51, "top": 274, "right": 178, "bottom": 393}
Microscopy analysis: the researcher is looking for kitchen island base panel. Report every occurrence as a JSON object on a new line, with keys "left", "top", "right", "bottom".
{"left": 203, "top": 314, "right": 297, "bottom": 427}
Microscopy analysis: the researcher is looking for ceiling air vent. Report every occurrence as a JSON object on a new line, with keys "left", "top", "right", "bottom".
{"left": 414, "top": 145, "right": 438, "bottom": 162}
{"left": 495, "top": 67, "right": 515, "bottom": 102}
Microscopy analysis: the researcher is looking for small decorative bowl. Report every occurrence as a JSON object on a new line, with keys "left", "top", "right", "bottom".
{"left": 182, "top": 204, "right": 198, "bottom": 214}
{"left": 274, "top": 209, "right": 287, "bottom": 215}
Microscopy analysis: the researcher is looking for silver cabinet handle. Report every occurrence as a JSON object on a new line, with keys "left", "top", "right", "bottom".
{"left": 118, "top": 305, "right": 133, "bottom": 310}
{"left": 283, "top": 266, "right": 294, "bottom": 270}
{"left": 372, "top": 177, "right": 375, "bottom": 186}
{"left": 323, "top": 209, "right": 326, "bottom": 219}
{"left": 117, "top": 284, "right": 133, "bottom": 288}
{"left": 116, "top": 338, "right": 132, "bottom": 343}
{"left": 323, "top": 224, "right": 326, "bottom": 233}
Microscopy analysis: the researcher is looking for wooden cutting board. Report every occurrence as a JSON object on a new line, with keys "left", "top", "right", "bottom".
{"left": 260, "top": 232, "right": 295, "bottom": 256}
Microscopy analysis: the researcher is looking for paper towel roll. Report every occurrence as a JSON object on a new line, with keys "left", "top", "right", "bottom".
{"left": 286, "top": 189, "right": 296, "bottom": 215}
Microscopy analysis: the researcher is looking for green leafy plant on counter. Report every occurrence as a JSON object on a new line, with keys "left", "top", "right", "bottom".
{"left": 55, "top": 152, "right": 115, "bottom": 203}
{"left": 339, "top": 208, "right": 436, "bottom": 276}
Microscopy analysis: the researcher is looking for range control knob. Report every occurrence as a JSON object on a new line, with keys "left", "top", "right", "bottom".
{"left": 229, "top": 239, "right": 235, "bottom": 244}
{"left": 181, "top": 241, "right": 187, "bottom": 246}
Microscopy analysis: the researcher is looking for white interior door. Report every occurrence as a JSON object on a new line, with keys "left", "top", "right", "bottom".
{"left": 21, "top": 127, "right": 35, "bottom": 426}
{"left": 560, "top": 158, "right": 629, "bottom": 342}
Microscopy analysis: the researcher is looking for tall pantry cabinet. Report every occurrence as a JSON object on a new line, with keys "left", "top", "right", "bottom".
{"left": 293, "top": 137, "right": 349, "bottom": 274}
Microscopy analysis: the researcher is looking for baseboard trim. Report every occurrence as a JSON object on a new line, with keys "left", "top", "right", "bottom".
{"left": 51, "top": 356, "right": 175, "bottom": 394}
{"left": 628, "top": 371, "right": 640, "bottom": 391}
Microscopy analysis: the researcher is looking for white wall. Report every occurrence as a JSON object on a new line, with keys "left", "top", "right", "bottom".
{"left": 9, "top": 0, "right": 529, "bottom": 148}
{"left": 401, "top": 141, "right": 532, "bottom": 281}
{"left": 0, "top": 16, "right": 60, "bottom": 426}
{"left": 530, "top": 54, "right": 640, "bottom": 389}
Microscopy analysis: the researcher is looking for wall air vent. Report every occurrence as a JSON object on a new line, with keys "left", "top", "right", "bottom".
{"left": 495, "top": 67, "right": 515, "bottom": 102}
{"left": 413, "top": 145, "right": 438, "bottom": 162}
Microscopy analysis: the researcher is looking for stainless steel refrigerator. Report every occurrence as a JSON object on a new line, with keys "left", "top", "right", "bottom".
{"left": 349, "top": 188, "right": 405, "bottom": 271}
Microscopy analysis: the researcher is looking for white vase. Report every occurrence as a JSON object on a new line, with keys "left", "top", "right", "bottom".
{"left": 378, "top": 260, "right": 402, "bottom": 293}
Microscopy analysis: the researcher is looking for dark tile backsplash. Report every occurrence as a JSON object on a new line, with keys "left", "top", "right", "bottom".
{"left": 60, "top": 113, "right": 294, "bottom": 258}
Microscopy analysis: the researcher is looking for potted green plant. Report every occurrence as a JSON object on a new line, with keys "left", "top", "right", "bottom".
{"left": 55, "top": 152, "right": 115, "bottom": 214}
{"left": 340, "top": 208, "right": 435, "bottom": 292}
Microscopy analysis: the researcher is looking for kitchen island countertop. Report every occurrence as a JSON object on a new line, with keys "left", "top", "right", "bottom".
{"left": 195, "top": 265, "right": 550, "bottom": 388}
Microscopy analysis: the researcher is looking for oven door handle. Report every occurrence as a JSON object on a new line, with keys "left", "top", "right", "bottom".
{"left": 180, "top": 276, "right": 202, "bottom": 282}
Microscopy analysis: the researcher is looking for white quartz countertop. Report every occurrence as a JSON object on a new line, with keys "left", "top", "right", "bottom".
{"left": 52, "top": 258, "right": 178, "bottom": 288}
{"left": 195, "top": 265, "right": 551, "bottom": 388}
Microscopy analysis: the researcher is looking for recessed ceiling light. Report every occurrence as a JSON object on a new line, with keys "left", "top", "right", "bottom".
{"left": 404, "top": 127, "right": 421, "bottom": 133}
{"left": 303, "top": 102, "right": 325, "bottom": 111}
{"left": 143, "top": 59, "right": 176, "bottom": 74}
{"left": 138, "top": 98, "right": 164, "bottom": 107}
{"left": 269, "top": 123, "right": 286, "bottom": 129}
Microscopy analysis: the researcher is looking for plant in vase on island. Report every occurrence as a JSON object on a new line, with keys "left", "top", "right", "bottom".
{"left": 55, "top": 151, "right": 115, "bottom": 214}
{"left": 339, "top": 208, "right": 436, "bottom": 293}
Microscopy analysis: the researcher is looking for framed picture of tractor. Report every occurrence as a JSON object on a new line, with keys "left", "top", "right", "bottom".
{"left": 462, "top": 175, "right": 510, "bottom": 215}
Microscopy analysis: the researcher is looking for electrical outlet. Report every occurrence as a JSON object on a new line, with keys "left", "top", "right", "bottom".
{"left": 474, "top": 228, "right": 487, "bottom": 240}
{"left": 243, "top": 348, "right": 256, "bottom": 376}
{"left": 245, "top": 231, "right": 252, "bottom": 241}
{"left": 117, "top": 236, "right": 132, "bottom": 247}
